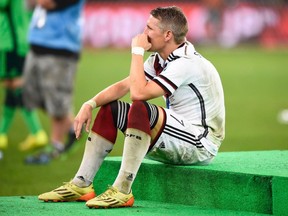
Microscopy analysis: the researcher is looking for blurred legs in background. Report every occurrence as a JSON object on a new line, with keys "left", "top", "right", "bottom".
{"left": 0, "top": 50, "right": 48, "bottom": 160}
{"left": 0, "top": 0, "right": 48, "bottom": 160}
{"left": 23, "top": 52, "right": 78, "bottom": 164}
{"left": 21, "top": 0, "right": 84, "bottom": 164}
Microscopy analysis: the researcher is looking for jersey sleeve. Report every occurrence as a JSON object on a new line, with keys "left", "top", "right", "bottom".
{"left": 152, "top": 58, "right": 191, "bottom": 96}
{"left": 144, "top": 54, "right": 156, "bottom": 81}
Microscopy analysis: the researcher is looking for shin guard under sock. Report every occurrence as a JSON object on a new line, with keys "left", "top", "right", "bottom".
{"left": 113, "top": 101, "right": 151, "bottom": 194}
{"left": 113, "top": 129, "right": 151, "bottom": 194}
{"left": 73, "top": 132, "right": 114, "bottom": 187}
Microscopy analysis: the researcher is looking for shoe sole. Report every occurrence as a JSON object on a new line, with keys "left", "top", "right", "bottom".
{"left": 39, "top": 191, "right": 96, "bottom": 202}
{"left": 40, "top": 199, "right": 86, "bottom": 202}
{"left": 86, "top": 197, "right": 134, "bottom": 209}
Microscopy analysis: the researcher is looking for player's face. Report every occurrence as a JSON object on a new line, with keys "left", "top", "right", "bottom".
{"left": 144, "top": 15, "right": 166, "bottom": 52}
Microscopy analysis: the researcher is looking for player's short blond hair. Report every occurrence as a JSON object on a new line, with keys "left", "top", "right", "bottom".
{"left": 150, "top": 6, "right": 188, "bottom": 44}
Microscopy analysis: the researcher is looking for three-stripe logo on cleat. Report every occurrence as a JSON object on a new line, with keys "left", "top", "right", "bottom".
{"left": 54, "top": 188, "right": 78, "bottom": 199}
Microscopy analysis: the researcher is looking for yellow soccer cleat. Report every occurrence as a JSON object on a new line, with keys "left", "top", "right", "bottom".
{"left": 86, "top": 186, "right": 134, "bottom": 209}
{"left": 0, "top": 134, "right": 8, "bottom": 149}
{"left": 19, "top": 130, "right": 48, "bottom": 151}
{"left": 38, "top": 181, "right": 96, "bottom": 202}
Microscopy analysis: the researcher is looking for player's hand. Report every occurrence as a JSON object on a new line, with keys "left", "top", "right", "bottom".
{"left": 131, "top": 34, "right": 152, "bottom": 51}
{"left": 74, "top": 103, "right": 93, "bottom": 139}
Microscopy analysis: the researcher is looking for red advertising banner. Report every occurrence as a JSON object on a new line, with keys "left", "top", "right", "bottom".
{"left": 83, "top": 2, "right": 288, "bottom": 48}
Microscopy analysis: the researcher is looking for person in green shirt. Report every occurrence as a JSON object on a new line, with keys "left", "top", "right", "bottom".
{"left": 0, "top": 0, "right": 48, "bottom": 158}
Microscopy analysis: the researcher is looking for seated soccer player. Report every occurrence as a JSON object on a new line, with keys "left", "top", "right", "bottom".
{"left": 38, "top": 6, "right": 225, "bottom": 208}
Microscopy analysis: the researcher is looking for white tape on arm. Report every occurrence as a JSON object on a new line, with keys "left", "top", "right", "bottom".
{"left": 84, "top": 100, "right": 97, "bottom": 109}
{"left": 131, "top": 47, "right": 145, "bottom": 56}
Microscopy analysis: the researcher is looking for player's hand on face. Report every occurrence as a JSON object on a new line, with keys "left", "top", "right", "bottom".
{"left": 74, "top": 104, "right": 93, "bottom": 139}
{"left": 132, "top": 33, "right": 152, "bottom": 51}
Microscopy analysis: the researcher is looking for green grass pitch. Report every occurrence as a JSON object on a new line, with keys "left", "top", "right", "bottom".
{"left": 0, "top": 45, "right": 287, "bottom": 196}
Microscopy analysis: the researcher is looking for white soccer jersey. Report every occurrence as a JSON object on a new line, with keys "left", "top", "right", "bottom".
{"left": 144, "top": 41, "right": 225, "bottom": 147}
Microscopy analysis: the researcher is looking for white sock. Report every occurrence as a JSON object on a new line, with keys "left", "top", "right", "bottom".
{"left": 113, "top": 128, "right": 151, "bottom": 194}
{"left": 72, "top": 132, "right": 113, "bottom": 187}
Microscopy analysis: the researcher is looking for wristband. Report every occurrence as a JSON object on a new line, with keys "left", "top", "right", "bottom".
{"left": 131, "top": 47, "right": 145, "bottom": 56}
{"left": 84, "top": 100, "right": 97, "bottom": 109}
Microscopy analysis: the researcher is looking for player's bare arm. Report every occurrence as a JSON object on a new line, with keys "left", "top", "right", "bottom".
{"left": 130, "top": 34, "right": 165, "bottom": 101}
{"left": 74, "top": 77, "right": 130, "bottom": 139}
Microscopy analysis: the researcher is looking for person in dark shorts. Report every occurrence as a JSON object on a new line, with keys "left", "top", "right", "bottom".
{"left": 22, "top": 0, "right": 85, "bottom": 163}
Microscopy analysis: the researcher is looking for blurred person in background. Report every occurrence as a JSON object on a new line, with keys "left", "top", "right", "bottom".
{"left": 0, "top": 0, "right": 48, "bottom": 160}
{"left": 22, "top": 0, "right": 85, "bottom": 164}
{"left": 202, "top": 0, "right": 224, "bottom": 43}
{"left": 38, "top": 6, "right": 225, "bottom": 209}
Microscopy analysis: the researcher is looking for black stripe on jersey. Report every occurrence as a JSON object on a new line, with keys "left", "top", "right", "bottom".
{"left": 179, "top": 42, "right": 186, "bottom": 48}
{"left": 167, "top": 53, "right": 180, "bottom": 62}
{"left": 144, "top": 71, "right": 154, "bottom": 80}
{"left": 184, "top": 45, "right": 188, "bottom": 56}
{"left": 188, "top": 83, "right": 209, "bottom": 138}
{"left": 152, "top": 79, "right": 172, "bottom": 96}
{"left": 159, "top": 74, "right": 178, "bottom": 90}
{"left": 166, "top": 42, "right": 186, "bottom": 62}
{"left": 163, "top": 125, "right": 204, "bottom": 148}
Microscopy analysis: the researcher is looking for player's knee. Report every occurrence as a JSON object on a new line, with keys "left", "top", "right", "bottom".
{"left": 92, "top": 102, "right": 117, "bottom": 143}
{"left": 92, "top": 100, "right": 130, "bottom": 142}
{"left": 93, "top": 103, "right": 114, "bottom": 127}
{"left": 128, "top": 100, "right": 151, "bottom": 135}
